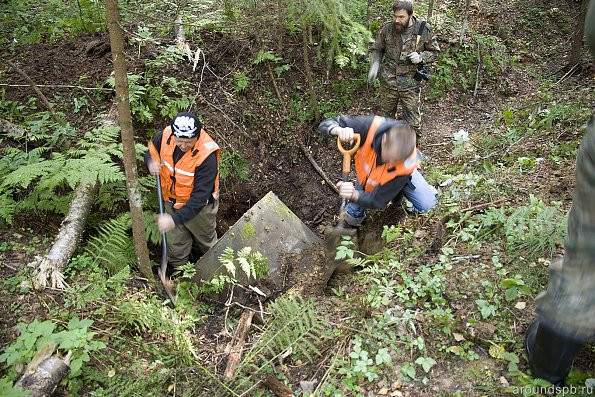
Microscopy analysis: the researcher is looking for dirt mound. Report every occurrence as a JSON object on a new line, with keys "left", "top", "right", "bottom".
{"left": 4, "top": 33, "right": 113, "bottom": 104}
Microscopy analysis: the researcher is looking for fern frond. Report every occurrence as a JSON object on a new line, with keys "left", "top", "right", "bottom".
{"left": 143, "top": 211, "right": 161, "bottom": 245}
{"left": 85, "top": 214, "right": 135, "bottom": 275}
{"left": 62, "top": 157, "right": 125, "bottom": 188}
{"left": 0, "top": 193, "right": 17, "bottom": 226}
{"left": 233, "top": 295, "right": 326, "bottom": 391}
{"left": 82, "top": 125, "right": 121, "bottom": 146}
{"left": 106, "top": 266, "right": 132, "bottom": 291}
{"left": 97, "top": 182, "right": 129, "bottom": 212}
{"left": 1, "top": 159, "right": 57, "bottom": 189}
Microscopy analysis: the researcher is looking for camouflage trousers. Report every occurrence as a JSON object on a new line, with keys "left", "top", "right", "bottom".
{"left": 164, "top": 200, "right": 219, "bottom": 266}
{"left": 378, "top": 82, "right": 422, "bottom": 135}
{"left": 535, "top": 115, "right": 595, "bottom": 342}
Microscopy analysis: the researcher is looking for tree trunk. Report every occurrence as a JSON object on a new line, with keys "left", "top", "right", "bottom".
{"left": 106, "top": 0, "right": 153, "bottom": 281}
{"left": 173, "top": 14, "right": 185, "bottom": 44}
{"left": 301, "top": 26, "right": 320, "bottom": 122}
{"left": 32, "top": 182, "right": 98, "bottom": 289}
{"left": 568, "top": 0, "right": 589, "bottom": 68}
{"left": 428, "top": 0, "right": 435, "bottom": 21}
{"left": 459, "top": 0, "right": 471, "bottom": 45}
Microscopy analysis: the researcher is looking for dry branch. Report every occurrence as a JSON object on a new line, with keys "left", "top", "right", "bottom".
{"left": 473, "top": 42, "right": 481, "bottom": 98}
{"left": 263, "top": 374, "right": 295, "bottom": 397}
{"left": 461, "top": 197, "right": 509, "bottom": 213}
{"left": 0, "top": 83, "right": 112, "bottom": 91}
{"left": 299, "top": 142, "right": 339, "bottom": 194}
{"left": 224, "top": 310, "right": 254, "bottom": 380}
{"left": 7, "top": 61, "right": 60, "bottom": 123}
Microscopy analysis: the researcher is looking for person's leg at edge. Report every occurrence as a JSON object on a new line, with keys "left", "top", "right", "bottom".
{"left": 525, "top": 320, "right": 585, "bottom": 386}
{"left": 164, "top": 201, "right": 194, "bottom": 266}
{"left": 402, "top": 170, "right": 437, "bottom": 213}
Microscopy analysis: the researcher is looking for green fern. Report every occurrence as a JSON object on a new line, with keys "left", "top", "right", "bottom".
{"left": 0, "top": 193, "right": 17, "bottom": 226}
{"left": 232, "top": 295, "right": 326, "bottom": 391}
{"left": 96, "top": 182, "right": 129, "bottom": 212}
{"left": 97, "top": 368, "right": 171, "bottom": 397}
{"left": 85, "top": 214, "right": 136, "bottom": 275}
{"left": 1, "top": 121, "right": 127, "bottom": 218}
{"left": 1, "top": 158, "right": 57, "bottom": 189}
{"left": 476, "top": 194, "right": 567, "bottom": 260}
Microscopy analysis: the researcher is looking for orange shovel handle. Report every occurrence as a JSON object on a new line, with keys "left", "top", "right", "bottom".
{"left": 337, "top": 134, "right": 361, "bottom": 174}
{"left": 148, "top": 140, "right": 161, "bottom": 164}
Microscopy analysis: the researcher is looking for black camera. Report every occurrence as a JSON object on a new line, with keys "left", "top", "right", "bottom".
{"left": 414, "top": 66, "right": 431, "bottom": 82}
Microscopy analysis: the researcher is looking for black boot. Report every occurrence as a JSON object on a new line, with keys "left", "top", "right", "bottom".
{"left": 525, "top": 320, "right": 585, "bottom": 386}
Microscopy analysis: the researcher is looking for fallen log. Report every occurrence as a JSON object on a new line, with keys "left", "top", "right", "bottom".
{"left": 31, "top": 108, "right": 117, "bottom": 289}
{"left": 224, "top": 310, "right": 254, "bottom": 381}
{"left": 15, "top": 344, "right": 71, "bottom": 397}
{"left": 0, "top": 118, "right": 29, "bottom": 137}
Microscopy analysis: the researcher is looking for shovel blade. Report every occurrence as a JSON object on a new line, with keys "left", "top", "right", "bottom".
{"left": 157, "top": 267, "right": 176, "bottom": 304}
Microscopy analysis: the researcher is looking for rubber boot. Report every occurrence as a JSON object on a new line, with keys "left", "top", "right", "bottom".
{"left": 525, "top": 320, "right": 585, "bottom": 386}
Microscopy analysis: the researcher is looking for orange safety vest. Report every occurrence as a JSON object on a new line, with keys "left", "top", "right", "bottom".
{"left": 159, "top": 126, "right": 220, "bottom": 209}
{"left": 354, "top": 116, "right": 420, "bottom": 192}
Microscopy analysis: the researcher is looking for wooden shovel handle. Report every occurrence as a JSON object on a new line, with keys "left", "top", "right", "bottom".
{"left": 337, "top": 133, "right": 361, "bottom": 174}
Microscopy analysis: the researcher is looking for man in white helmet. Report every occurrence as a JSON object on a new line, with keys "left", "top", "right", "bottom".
{"left": 145, "top": 112, "right": 220, "bottom": 266}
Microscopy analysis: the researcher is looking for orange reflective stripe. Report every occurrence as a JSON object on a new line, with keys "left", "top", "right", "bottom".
{"left": 354, "top": 116, "right": 420, "bottom": 192}
{"left": 159, "top": 127, "right": 220, "bottom": 208}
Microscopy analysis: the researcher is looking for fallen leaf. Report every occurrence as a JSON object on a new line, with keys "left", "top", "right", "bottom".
{"left": 453, "top": 333, "right": 465, "bottom": 341}
{"left": 500, "top": 376, "right": 509, "bottom": 387}
{"left": 515, "top": 301, "right": 526, "bottom": 310}
{"left": 379, "top": 387, "right": 389, "bottom": 395}
{"left": 107, "top": 369, "right": 116, "bottom": 378}
{"left": 167, "top": 384, "right": 174, "bottom": 393}
{"left": 390, "top": 391, "right": 403, "bottom": 397}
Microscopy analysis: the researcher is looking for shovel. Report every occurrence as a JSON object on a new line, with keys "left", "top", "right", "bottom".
{"left": 147, "top": 141, "right": 176, "bottom": 304}
{"left": 337, "top": 134, "right": 361, "bottom": 212}
{"left": 323, "top": 133, "right": 361, "bottom": 267}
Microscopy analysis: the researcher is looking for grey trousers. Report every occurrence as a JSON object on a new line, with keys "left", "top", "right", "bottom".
{"left": 164, "top": 200, "right": 218, "bottom": 266}
{"left": 535, "top": 116, "right": 595, "bottom": 341}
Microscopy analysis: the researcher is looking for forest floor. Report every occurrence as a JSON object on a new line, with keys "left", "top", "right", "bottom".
{"left": 1, "top": 0, "right": 595, "bottom": 396}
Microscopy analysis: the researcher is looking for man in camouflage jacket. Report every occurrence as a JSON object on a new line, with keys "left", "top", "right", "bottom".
{"left": 368, "top": 1, "right": 440, "bottom": 141}
{"left": 524, "top": 0, "right": 595, "bottom": 386}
